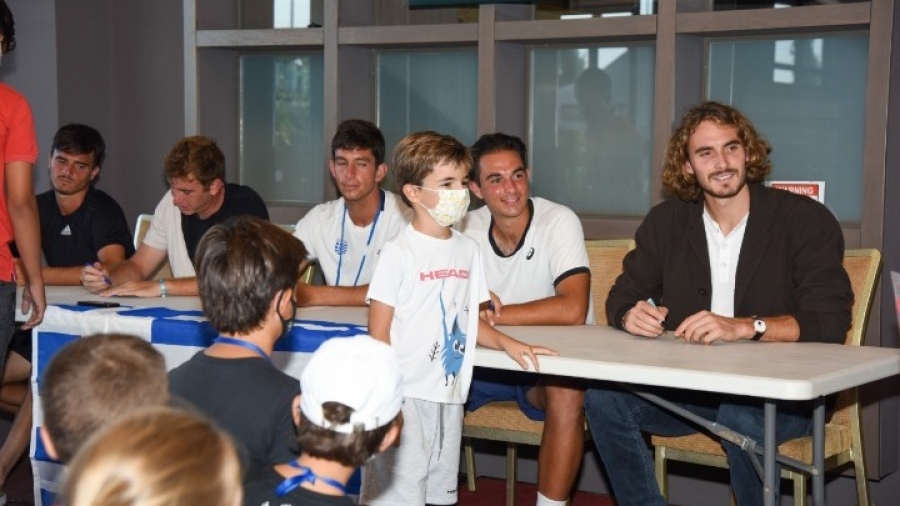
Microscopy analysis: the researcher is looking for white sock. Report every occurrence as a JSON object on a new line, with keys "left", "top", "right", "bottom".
{"left": 536, "top": 492, "right": 568, "bottom": 506}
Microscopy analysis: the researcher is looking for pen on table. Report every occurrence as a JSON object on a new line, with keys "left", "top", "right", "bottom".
{"left": 85, "top": 262, "right": 112, "bottom": 286}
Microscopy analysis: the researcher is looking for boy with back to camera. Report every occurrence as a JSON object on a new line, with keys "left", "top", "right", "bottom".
{"left": 361, "top": 131, "right": 556, "bottom": 506}
{"left": 244, "top": 335, "right": 404, "bottom": 506}
{"left": 168, "top": 216, "right": 306, "bottom": 482}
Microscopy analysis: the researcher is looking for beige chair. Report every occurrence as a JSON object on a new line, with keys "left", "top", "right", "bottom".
{"left": 132, "top": 214, "right": 172, "bottom": 280}
{"left": 462, "top": 239, "right": 636, "bottom": 505}
{"left": 651, "top": 248, "right": 882, "bottom": 506}
{"left": 275, "top": 222, "right": 316, "bottom": 284}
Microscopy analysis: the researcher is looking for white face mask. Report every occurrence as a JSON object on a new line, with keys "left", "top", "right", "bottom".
{"left": 417, "top": 187, "right": 470, "bottom": 227}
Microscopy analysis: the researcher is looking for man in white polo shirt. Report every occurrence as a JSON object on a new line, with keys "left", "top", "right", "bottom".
{"left": 459, "top": 133, "right": 592, "bottom": 506}
{"left": 293, "top": 119, "right": 410, "bottom": 306}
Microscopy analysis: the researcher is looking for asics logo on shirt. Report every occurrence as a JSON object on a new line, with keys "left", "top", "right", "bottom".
{"left": 526, "top": 247, "right": 535, "bottom": 260}
{"left": 419, "top": 269, "right": 469, "bottom": 281}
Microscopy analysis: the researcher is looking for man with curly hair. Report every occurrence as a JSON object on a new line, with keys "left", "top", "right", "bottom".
{"left": 584, "top": 101, "right": 853, "bottom": 506}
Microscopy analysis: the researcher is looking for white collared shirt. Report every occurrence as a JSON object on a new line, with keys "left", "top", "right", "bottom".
{"left": 702, "top": 208, "right": 749, "bottom": 317}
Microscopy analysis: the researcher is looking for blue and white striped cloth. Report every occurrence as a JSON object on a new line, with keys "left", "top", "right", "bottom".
{"left": 31, "top": 303, "right": 368, "bottom": 505}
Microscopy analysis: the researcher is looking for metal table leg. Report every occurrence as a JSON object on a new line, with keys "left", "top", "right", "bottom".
{"left": 764, "top": 401, "right": 777, "bottom": 506}
{"left": 813, "top": 398, "right": 826, "bottom": 505}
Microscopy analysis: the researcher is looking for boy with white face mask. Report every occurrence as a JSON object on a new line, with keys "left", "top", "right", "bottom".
{"left": 362, "top": 131, "right": 557, "bottom": 506}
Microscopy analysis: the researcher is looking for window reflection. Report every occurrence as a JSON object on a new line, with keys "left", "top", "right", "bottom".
{"left": 708, "top": 35, "right": 868, "bottom": 221}
{"left": 240, "top": 54, "right": 325, "bottom": 204}
{"left": 530, "top": 45, "right": 655, "bottom": 215}
{"left": 377, "top": 50, "right": 478, "bottom": 155}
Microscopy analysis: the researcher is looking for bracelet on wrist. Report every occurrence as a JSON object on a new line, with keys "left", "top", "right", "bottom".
{"left": 159, "top": 278, "right": 167, "bottom": 298}
{"left": 620, "top": 308, "right": 633, "bottom": 330}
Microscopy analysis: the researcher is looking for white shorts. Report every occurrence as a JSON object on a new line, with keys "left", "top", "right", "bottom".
{"left": 360, "top": 398, "right": 462, "bottom": 506}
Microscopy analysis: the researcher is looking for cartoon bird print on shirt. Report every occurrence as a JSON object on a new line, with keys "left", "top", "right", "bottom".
{"left": 438, "top": 282, "right": 467, "bottom": 387}
{"left": 442, "top": 315, "right": 466, "bottom": 387}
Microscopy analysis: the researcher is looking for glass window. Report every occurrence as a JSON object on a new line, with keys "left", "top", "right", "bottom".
{"left": 702, "top": 0, "right": 865, "bottom": 12}
{"left": 197, "top": 0, "right": 324, "bottom": 30}
{"left": 377, "top": 49, "right": 478, "bottom": 155}
{"left": 273, "top": 0, "right": 315, "bottom": 28}
{"left": 349, "top": 1, "right": 478, "bottom": 26}
{"left": 708, "top": 34, "right": 868, "bottom": 221}
{"left": 536, "top": 0, "right": 656, "bottom": 19}
{"left": 240, "top": 54, "right": 325, "bottom": 204}
{"left": 529, "top": 45, "right": 656, "bottom": 216}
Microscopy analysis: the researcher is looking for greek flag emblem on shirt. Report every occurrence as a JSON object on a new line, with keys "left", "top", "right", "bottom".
{"left": 334, "top": 240, "right": 348, "bottom": 255}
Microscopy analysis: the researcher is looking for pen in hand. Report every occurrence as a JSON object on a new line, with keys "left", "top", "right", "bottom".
{"left": 646, "top": 298, "right": 665, "bottom": 327}
{"left": 85, "top": 262, "right": 112, "bottom": 286}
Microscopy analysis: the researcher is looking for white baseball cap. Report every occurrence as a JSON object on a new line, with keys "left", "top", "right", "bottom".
{"left": 300, "top": 335, "right": 403, "bottom": 434}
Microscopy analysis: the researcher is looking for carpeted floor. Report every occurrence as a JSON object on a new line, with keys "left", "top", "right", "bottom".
{"left": 458, "top": 476, "right": 617, "bottom": 505}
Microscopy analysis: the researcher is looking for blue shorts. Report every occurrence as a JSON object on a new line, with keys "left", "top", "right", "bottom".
{"left": 465, "top": 369, "right": 545, "bottom": 422}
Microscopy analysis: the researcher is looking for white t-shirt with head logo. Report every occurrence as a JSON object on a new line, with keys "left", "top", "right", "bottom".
{"left": 366, "top": 225, "right": 487, "bottom": 404}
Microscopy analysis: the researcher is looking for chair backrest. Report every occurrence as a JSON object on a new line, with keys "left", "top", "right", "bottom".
{"left": 585, "top": 239, "right": 636, "bottom": 326}
{"left": 133, "top": 213, "right": 154, "bottom": 250}
{"left": 275, "top": 223, "right": 317, "bottom": 284}
{"left": 277, "top": 223, "right": 296, "bottom": 234}
{"left": 830, "top": 249, "right": 881, "bottom": 427}
{"left": 132, "top": 213, "right": 172, "bottom": 280}
{"left": 842, "top": 249, "right": 881, "bottom": 347}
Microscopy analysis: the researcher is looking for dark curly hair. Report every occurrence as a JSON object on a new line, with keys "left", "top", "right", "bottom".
{"left": 295, "top": 402, "right": 399, "bottom": 467}
{"left": 0, "top": 1, "right": 16, "bottom": 54}
{"left": 662, "top": 101, "right": 771, "bottom": 201}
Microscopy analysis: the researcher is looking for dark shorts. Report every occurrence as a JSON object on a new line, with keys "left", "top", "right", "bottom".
{"left": 8, "top": 325, "right": 32, "bottom": 364}
{"left": 465, "top": 369, "right": 545, "bottom": 422}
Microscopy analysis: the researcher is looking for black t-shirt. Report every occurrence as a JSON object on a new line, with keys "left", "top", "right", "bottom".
{"left": 168, "top": 353, "right": 299, "bottom": 480}
{"left": 244, "top": 467, "right": 355, "bottom": 506}
{"left": 181, "top": 183, "right": 269, "bottom": 261}
{"left": 36, "top": 187, "right": 135, "bottom": 267}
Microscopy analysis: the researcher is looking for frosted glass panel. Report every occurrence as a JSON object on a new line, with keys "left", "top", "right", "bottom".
{"left": 530, "top": 45, "right": 655, "bottom": 215}
{"left": 240, "top": 54, "right": 325, "bottom": 204}
{"left": 377, "top": 50, "right": 478, "bottom": 154}
{"left": 708, "top": 35, "right": 868, "bottom": 221}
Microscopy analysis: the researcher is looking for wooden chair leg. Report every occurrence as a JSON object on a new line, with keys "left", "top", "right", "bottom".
{"left": 506, "top": 442, "right": 517, "bottom": 506}
{"left": 791, "top": 473, "right": 808, "bottom": 506}
{"left": 654, "top": 446, "right": 668, "bottom": 498}
{"left": 464, "top": 437, "right": 477, "bottom": 492}
{"left": 852, "top": 417, "right": 871, "bottom": 506}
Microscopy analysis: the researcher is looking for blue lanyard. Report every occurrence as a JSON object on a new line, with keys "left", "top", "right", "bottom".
{"left": 213, "top": 337, "right": 273, "bottom": 366}
{"left": 335, "top": 190, "right": 384, "bottom": 287}
{"left": 275, "top": 460, "right": 347, "bottom": 497}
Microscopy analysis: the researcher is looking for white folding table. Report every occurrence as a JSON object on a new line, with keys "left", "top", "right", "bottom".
{"left": 22, "top": 288, "right": 900, "bottom": 506}
{"left": 486, "top": 324, "right": 900, "bottom": 506}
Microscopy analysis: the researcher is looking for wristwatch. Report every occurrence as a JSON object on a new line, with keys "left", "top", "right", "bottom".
{"left": 752, "top": 318, "right": 767, "bottom": 341}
